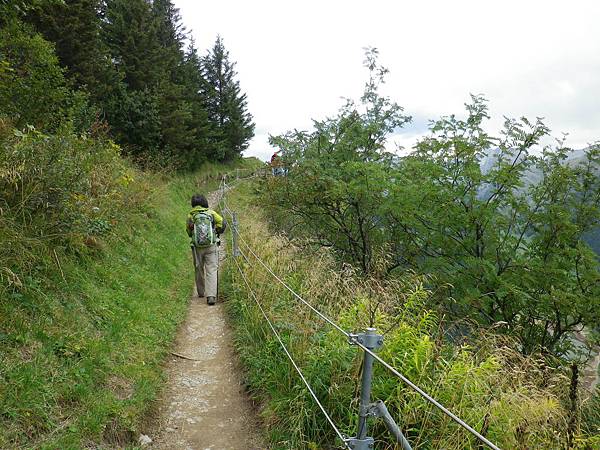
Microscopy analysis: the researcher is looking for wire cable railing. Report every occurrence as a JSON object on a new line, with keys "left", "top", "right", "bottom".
{"left": 237, "top": 234, "right": 350, "bottom": 338}
{"left": 219, "top": 176, "right": 501, "bottom": 450}
{"left": 235, "top": 230, "right": 499, "bottom": 450}
{"left": 354, "top": 343, "right": 500, "bottom": 450}
{"left": 233, "top": 248, "right": 350, "bottom": 449}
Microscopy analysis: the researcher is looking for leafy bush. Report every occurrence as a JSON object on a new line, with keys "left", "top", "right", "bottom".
{"left": 387, "top": 100, "right": 600, "bottom": 356}
{"left": 264, "top": 50, "right": 600, "bottom": 359}
{"left": 0, "top": 127, "right": 146, "bottom": 295}
{"left": 0, "top": 20, "right": 71, "bottom": 131}
{"left": 266, "top": 48, "right": 410, "bottom": 274}
{"left": 223, "top": 182, "right": 585, "bottom": 449}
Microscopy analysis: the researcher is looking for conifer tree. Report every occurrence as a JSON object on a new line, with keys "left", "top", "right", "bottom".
{"left": 152, "top": 0, "right": 186, "bottom": 73}
{"left": 103, "top": 0, "right": 165, "bottom": 91}
{"left": 101, "top": 0, "right": 165, "bottom": 156}
{"left": 202, "top": 36, "right": 254, "bottom": 161}
{"left": 24, "top": 0, "right": 118, "bottom": 101}
{"left": 150, "top": 0, "right": 197, "bottom": 165}
{"left": 180, "top": 39, "right": 213, "bottom": 168}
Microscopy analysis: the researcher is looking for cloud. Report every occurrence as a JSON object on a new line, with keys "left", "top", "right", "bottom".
{"left": 175, "top": 0, "right": 600, "bottom": 159}
{"left": 243, "top": 131, "right": 276, "bottom": 161}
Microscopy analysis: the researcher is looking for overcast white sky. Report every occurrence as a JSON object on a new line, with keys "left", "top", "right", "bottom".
{"left": 175, "top": 0, "right": 600, "bottom": 161}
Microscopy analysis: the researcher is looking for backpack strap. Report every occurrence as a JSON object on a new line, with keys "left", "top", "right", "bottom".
{"left": 192, "top": 210, "right": 214, "bottom": 223}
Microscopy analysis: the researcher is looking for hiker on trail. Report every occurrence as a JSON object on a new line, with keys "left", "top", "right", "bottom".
{"left": 270, "top": 150, "right": 284, "bottom": 176}
{"left": 186, "top": 194, "right": 226, "bottom": 305}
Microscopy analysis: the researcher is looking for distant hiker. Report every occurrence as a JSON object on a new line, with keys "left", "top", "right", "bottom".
{"left": 186, "top": 194, "right": 226, "bottom": 305}
{"left": 270, "top": 150, "right": 284, "bottom": 176}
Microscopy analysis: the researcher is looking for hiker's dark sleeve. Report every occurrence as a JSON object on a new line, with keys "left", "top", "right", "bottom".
{"left": 186, "top": 215, "right": 194, "bottom": 237}
{"left": 217, "top": 218, "right": 227, "bottom": 234}
{"left": 213, "top": 211, "right": 225, "bottom": 234}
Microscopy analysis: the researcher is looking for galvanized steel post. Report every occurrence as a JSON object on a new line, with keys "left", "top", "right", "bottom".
{"left": 346, "top": 327, "right": 383, "bottom": 450}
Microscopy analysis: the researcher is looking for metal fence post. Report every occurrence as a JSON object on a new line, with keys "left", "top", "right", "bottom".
{"left": 346, "top": 328, "right": 383, "bottom": 450}
{"left": 232, "top": 212, "right": 240, "bottom": 257}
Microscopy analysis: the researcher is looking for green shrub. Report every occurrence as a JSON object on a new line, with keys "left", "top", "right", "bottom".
{"left": 265, "top": 50, "right": 600, "bottom": 359}
{"left": 0, "top": 128, "right": 146, "bottom": 295}
{"left": 0, "top": 20, "right": 71, "bottom": 131}
{"left": 223, "top": 181, "right": 591, "bottom": 449}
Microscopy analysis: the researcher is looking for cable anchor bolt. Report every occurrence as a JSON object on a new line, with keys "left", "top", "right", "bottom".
{"left": 348, "top": 328, "right": 383, "bottom": 350}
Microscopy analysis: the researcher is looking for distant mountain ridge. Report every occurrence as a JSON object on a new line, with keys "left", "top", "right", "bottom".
{"left": 479, "top": 146, "right": 600, "bottom": 255}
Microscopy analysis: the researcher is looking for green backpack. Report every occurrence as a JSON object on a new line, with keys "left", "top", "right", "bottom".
{"left": 192, "top": 211, "right": 216, "bottom": 247}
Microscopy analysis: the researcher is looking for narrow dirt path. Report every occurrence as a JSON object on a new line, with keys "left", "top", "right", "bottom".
{"left": 150, "top": 191, "right": 264, "bottom": 450}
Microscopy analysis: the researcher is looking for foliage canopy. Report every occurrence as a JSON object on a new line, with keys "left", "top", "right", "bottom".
{"left": 265, "top": 49, "right": 600, "bottom": 357}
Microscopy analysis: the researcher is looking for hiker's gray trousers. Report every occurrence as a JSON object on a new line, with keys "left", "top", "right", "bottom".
{"left": 192, "top": 244, "right": 218, "bottom": 297}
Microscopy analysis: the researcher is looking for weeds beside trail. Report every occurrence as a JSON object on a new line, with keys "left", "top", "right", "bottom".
{"left": 222, "top": 180, "right": 599, "bottom": 450}
{"left": 0, "top": 156, "right": 260, "bottom": 449}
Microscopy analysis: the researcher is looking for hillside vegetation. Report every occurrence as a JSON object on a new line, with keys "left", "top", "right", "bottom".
{"left": 223, "top": 180, "right": 598, "bottom": 449}
{"left": 221, "top": 49, "right": 599, "bottom": 449}
{"left": 0, "top": 1, "right": 259, "bottom": 446}
{"left": 2, "top": 1, "right": 599, "bottom": 448}
{"left": 265, "top": 50, "right": 600, "bottom": 360}
{"left": 0, "top": 159, "right": 259, "bottom": 448}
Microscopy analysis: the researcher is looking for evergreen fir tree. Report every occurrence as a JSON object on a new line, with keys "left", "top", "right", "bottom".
{"left": 103, "top": 0, "right": 165, "bottom": 91}
{"left": 152, "top": 0, "right": 186, "bottom": 76}
{"left": 202, "top": 36, "right": 254, "bottom": 161}
{"left": 150, "top": 0, "right": 198, "bottom": 166}
{"left": 180, "top": 39, "right": 214, "bottom": 168}
{"left": 24, "top": 0, "right": 118, "bottom": 101}
{"left": 101, "top": 0, "right": 166, "bottom": 158}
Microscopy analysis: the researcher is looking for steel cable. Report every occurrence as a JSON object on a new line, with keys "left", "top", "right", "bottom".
{"left": 236, "top": 234, "right": 350, "bottom": 338}
{"left": 232, "top": 252, "right": 350, "bottom": 449}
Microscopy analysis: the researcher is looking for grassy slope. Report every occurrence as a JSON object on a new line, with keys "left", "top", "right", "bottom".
{"left": 0, "top": 159, "right": 262, "bottom": 449}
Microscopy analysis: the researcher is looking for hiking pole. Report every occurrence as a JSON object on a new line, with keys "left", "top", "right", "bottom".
{"left": 191, "top": 243, "right": 199, "bottom": 298}
{"left": 192, "top": 243, "right": 204, "bottom": 297}
{"left": 216, "top": 235, "right": 221, "bottom": 302}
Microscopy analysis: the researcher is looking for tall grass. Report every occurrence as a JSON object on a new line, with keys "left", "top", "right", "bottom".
{"left": 222, "top": 180, "right": 596, "bottom": 449}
